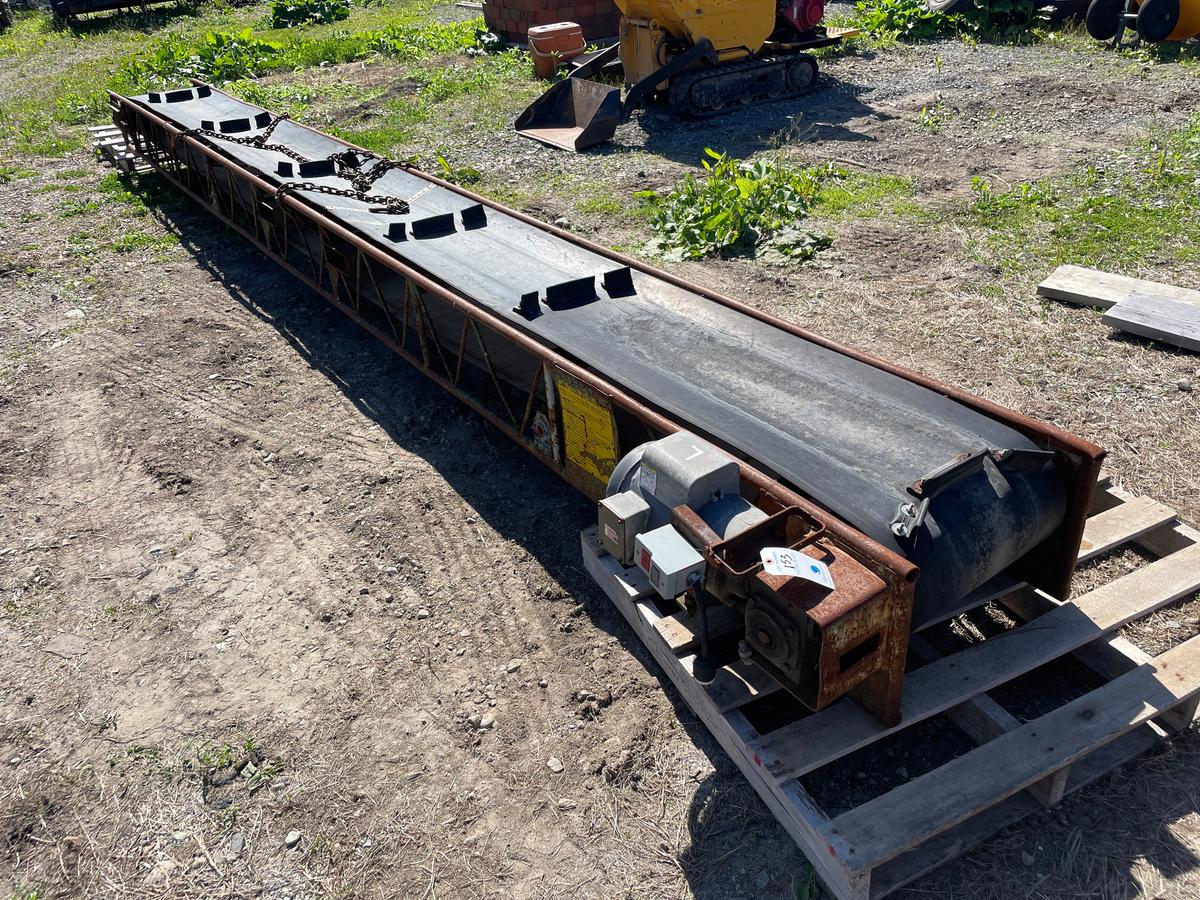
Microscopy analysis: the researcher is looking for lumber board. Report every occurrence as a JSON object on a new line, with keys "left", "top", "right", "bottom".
{"left": 1077, "top": 494, "right": 1176, "bottom": 561}
{"left": 654, "top": 604, "right": 743, "bottom": 654}
{"left": 827, "top": 631, "right": 1200, "bottom": 872}
{"left": 1103, "top": 293, "right": 1200, "bottom": 353}
{"left": 1000, "top": 589, "right": 1195, "bottom": 734}
{"left": 867, "top": 724, "right": 1163, "bottom": 898}
{"left": 580, "top": 529, "right": 869, "bottom": 900}
{"left": 1038, "top": 265, "right": 1200, "bottom": 310}
{"left": 749, "top": 542, "right": 1200, "bottom": 782}
{"left": 909, "top": 635, "right": 1067, "bottom": 808}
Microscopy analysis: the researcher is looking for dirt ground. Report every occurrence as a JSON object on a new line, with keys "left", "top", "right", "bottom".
{"left": 3, "top": 14, "right": 1200, "bottom": 900}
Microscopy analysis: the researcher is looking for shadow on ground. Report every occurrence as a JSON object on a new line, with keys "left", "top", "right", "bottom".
{"left": 55, "top": 0, "right": 206, "bottom": 35}
{"left": 589, "top": 67, "right": 892, "bottom": 163}
{"left": 137, "top": 174, "right": 1200, "bottom": 900}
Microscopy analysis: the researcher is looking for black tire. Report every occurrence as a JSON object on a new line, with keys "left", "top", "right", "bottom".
{"left": 1086, "top": 0, "right": 1124, "bottom": 38}
{"left": 925, "top": 0, "right": 974, "bottom": 13}
{"left": 1136, "top": 0, "right": 1180, "bottom": 40}
{"left": 785, "top": 55, "right": 817, "bottom": 94}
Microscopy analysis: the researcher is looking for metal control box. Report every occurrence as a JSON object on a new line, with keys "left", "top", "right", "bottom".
{"left": 635, "top": 524, "right": 706, "bottom": 599}
{"left": 599, "top": 490, "right": 651, "bottom": 565}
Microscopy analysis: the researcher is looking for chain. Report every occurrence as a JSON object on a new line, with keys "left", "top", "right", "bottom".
{"left": 328, "top": 151, "right": 412, "bottom": 195}
{"left": 183, "top": 115, "right": 416, "bottom": 212}
{"left": 274, "top": 181, "right": 410, "bottom": 214}
{"left": 182, "top": 115, "right": 309, "bottom": 164}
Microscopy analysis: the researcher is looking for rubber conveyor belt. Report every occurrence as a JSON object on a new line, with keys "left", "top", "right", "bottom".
{"left": 128, "top": 88, "right": 1068, "bottom": 624}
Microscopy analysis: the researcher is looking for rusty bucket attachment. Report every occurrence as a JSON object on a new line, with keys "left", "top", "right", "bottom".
{"left": 514, "top": 77, "right": 623, "bottom": 152}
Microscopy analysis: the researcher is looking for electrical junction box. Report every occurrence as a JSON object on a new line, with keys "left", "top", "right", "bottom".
{"left": 599, "top": 490, "right": 651, "bottom": 565}
{"left": 635, "top": 524, "right": 706, "bottom": 600}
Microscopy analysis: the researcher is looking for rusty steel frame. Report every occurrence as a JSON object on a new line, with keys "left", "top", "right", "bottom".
{"left": 108, "top": 83, "right": 1101, "bottom": 726}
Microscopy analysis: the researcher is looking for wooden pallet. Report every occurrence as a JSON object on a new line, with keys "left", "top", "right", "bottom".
{"left": 581, "top": 480, "right": 1200, "bottom": 899}
{"left": 87, "top": 124, "right": 151, "bottom": 175}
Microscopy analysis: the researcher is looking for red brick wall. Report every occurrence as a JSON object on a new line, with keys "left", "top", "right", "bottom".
{"left": 483, "top": 0, "right": 620, "bottom": 44}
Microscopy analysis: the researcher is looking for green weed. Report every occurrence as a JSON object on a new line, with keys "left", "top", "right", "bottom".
{"left": 269, "top": 0, "right": 350, "bottom": 28}
{"left": 60, "top": 199, "right": 101, "bottom": 218}
{"left": 846, "top": 0, "right": 1047, "bottom": 43}
{"left": 635, "top": 149, "right": 835, "bottom": 261}
{"left": 918, "top": 93, "right": 951, "bottom": 131}
{"left": 793, "top": 861, "right": 822, "bottom": 899}
{"left": 435, "top": 154, "right": 481, "bottom": 185}
{"left": 369, "top": 18, "right": 481, "bottom": 59}
{"left": 0, "top": 165, "right": 36, "bottom": 182}
{"left": 123, "top": 28, "right": 282, "bottom": 84}
{"left": 848, "top": 0, "right": 962, "bottom": 42}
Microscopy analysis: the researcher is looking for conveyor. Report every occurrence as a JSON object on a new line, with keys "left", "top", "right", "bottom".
{"left": 108, "top": 84, "right": 1103, "bottom": 724}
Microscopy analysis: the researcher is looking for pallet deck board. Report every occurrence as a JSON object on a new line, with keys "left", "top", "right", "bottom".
{"left": 581, "top": 481, "right": 1199, "bottom": 900}
{"left": 867, "top": 724, "right": 1164, "bottom": 898}
{"left": 654, "top": 603, "right": 743, "bottom": 653}
{"left": 825, "top": 630, "right": 1200, "bottom": 871}
{"left": 750, "top": 541, "right": 1200, "bottom": 781}
{"left": 1077, "top": 494, "right": 1176, "bottom": 561}
{"left": 1038, "top": 264, "right": 1200, "bottom": 310}
{"left": 908, "top": 634, "right": 1067, "bottom": 808}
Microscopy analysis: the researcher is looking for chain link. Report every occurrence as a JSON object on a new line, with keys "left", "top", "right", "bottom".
{"left": 184, "top": 115, "right": 415, "bottom": 213}
{"left": 274, "top": 180, "right": 410, "bottom": 214}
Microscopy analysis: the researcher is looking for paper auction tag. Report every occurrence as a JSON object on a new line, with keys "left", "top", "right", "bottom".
{"left": 760, "top": 547, "right": 835, "bottom": 590}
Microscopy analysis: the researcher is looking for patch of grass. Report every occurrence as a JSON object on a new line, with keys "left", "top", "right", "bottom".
{"left": 331, "top": 49, "right": 534, "bottom": 153}
{"left": 577, "top": 196, "right": 624, "bottom": 215}
{"left": 108, "top": 231, "right": 177, "bottom": 253}
{"left": 964, "top": 114, "right": 1200, "bottom": 273}
{"left": 813, "top": 171, "right": 925, "bottom": 219}
{"left": 635, "top": 149, "right": 836, "bottom": 261}
{"left": 0, "top": 165, "right": 37, "bottom": 182}
{"left": 60, "top": 199, "right": 102, "bottom": 218}
{"left": 0, "top": 1, "right": 491, "bottom": 159}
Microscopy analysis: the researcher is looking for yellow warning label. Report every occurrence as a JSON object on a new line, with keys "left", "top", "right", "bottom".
{"left": 555, "top": 374, "right": 618, "bottom": 494}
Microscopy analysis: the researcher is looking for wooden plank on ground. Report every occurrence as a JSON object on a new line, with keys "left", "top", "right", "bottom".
{"left": 1038, "top": 265, "right": 1200, "bottom": 310}
{"left": 1078, "top": 494, "right": 1177, "bottom": 561}
{"left": 1103, "top": 293, "right": 1200, "bottom": 353}
{"left": 827, "top": 631, "right": 1200, "bottom": 873}
{"left": 749, "top": 543, "right": 1200, "bottom": 782}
